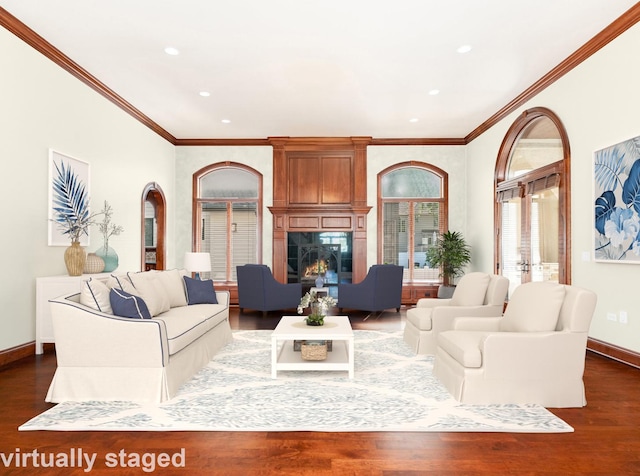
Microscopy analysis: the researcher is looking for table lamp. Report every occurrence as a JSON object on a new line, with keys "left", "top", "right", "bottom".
{"left": 184, "top": 252, "right": 211, "bottom": 280}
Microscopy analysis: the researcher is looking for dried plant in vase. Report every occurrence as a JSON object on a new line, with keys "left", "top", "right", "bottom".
{"left": 95, "top": 200, "right": 124, "bottom": 272}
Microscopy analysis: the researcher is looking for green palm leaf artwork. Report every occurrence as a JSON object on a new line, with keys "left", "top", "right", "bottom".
{"left": 51, "top": 159, "right": 91, "bottom": 242}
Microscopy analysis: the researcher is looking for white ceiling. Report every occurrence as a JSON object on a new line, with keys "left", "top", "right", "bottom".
{"left": 1, "top": 1, "right": 637, "bottom": 140}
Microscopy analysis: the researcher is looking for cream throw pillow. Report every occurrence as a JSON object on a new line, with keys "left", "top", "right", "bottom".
{"left": 128, "top": 272, "right": 171, "bottom": 317}
{"left": 500, "top": 282, "right": 565, "bottom": 332}
{"left": 152, "top": 269, "right": 188, "bottom": 308}
{"left": 106, "top": 274, "right": 137, "bottom": 295}
{"left": 80, "top": 278, "right": 112, "bottom": 313}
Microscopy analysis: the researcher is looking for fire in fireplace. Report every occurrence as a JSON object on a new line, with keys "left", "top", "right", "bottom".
{"left": 287, "top": 232, "right": 353, "bottom": 288}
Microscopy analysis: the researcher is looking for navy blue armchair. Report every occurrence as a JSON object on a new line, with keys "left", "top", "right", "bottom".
{"left": 338, "top": 264, "right": 403, "bottom": 314}
{"left": 236, "top": 264, "right": 302, "bottom": 316}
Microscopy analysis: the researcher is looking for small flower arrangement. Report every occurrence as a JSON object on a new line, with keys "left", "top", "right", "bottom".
{"left": 297, "top": 290, "right": 337, "bottom": 326}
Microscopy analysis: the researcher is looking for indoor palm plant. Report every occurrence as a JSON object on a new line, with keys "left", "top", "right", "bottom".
{"left": 425, "top": 230, "right": 471, "bottom": 295}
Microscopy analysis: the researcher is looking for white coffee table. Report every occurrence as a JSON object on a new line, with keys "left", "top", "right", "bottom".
{"left": 271, "top": 315, "right": 354, "bottom": 379}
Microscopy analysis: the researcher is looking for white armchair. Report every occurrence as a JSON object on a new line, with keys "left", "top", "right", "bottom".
{"left": 402, "top": 272, "right": 509, "bottom": 354}
{"left": 433, "top": 282, "right": 597, "bottom": 408}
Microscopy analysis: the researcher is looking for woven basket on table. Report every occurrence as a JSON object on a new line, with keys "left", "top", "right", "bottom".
{"left": 301, "top": 341, "right": 327, "bottom": 361}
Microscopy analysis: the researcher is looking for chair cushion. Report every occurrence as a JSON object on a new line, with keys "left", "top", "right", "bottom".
{"left": 499, "top": 282, "right": 566, "bottom": 332}
{"left": 406, "top": 307, "right": 433, "bottom": 331}
{"left": 450, "top": 273, "right": 491, "bottom": 306}
{"left": 438, "top": 331, "right": 487, "bottom": 368}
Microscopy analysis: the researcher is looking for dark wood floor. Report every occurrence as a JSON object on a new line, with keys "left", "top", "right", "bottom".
{"left": 1, "top": 308, "right": 640, "bottom": 475}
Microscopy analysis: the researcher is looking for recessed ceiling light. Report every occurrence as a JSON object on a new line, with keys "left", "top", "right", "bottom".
{"left": 409, "top": 118, "right": 419, "bottom": 123}
{"left": 457, "top": 45, "right": 472, "bottom": 54}
{"left": 221, "top": 119, "right": 231, "bottom": 124}
{"left": 199, "top": 91, "right": 211, "bottom": 97}
{"left": 428, "top": 89, "right": 440, "bottom": 96}
{"left": 164, "top": 47, "right": 180, "bottom": 56}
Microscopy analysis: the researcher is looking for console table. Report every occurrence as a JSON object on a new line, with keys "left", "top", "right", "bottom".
{"left": 35, "top": 273, "right": 109, "bottom": 354}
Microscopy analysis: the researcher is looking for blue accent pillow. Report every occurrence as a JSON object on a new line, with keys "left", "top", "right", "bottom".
{"left": 183, "top": 276, "right": 218, "bottom": 305}
{"left": 109, "top": 288, "right": 152, "bottom": 319}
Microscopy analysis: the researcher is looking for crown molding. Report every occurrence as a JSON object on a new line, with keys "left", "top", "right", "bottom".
{"left": 2, "top": 4, "right": 639, "bottom": 146}
{"left": 0, "top": 7, "right": 177, "bottom": 145}
{"left": 466, "top": 3, "right": 640, "bottom": 143}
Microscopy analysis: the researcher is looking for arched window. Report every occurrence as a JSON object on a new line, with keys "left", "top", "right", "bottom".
{"left": 495, "top": 107, "right": 570, "bottom": 296}
{"left": 193, "top": 163, "right": 262, "bottom": 282}
{"left": 378, "top": 162, "right": 448, "bottom": 283}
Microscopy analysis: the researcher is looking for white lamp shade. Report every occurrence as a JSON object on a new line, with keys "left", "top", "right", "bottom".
{"left": 184, "top": 252, "right": 211, "bottom": 273}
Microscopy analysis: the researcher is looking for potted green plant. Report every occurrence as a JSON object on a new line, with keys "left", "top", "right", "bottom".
{"left": 425, "top": 230, "right": 471, "bottom": 297}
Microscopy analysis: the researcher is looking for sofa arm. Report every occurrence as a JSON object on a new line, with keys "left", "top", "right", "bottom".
{"left": 481, "top": 331, "right": 589, "bottom": 380}
{"left": 50, "top": 295, "right": 169, "bottom": 368}
{"left": 215, "top": 290, "right": 230, "bottom": 307}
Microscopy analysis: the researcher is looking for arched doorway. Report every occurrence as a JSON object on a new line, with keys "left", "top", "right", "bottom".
{"left": 141, "top": 182, "right": 166, "bottom": 271}
{"left": 495, "top": 107, "right": 571, "bottom": 296}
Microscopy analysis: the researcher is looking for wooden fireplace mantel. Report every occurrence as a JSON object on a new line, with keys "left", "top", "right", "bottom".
{"left": 268, "top": 137, "right": 372, "bottom": 284}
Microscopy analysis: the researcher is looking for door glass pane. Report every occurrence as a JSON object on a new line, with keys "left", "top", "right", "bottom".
{"left": 501, "top": 198, "right": 522, "bottom": 296}
{"left": 530, "top": 187, "right": 559, "bottom": 283}
{"left": 231, "top": 202, "right": 258, "bottom": 280}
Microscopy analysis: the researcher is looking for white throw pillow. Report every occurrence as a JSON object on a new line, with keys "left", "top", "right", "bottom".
{"left": 128, "top": 271, "right": 171, "bottom": 317}
{"left": 153, "top": 269, "right": 188, "bottom": 308}
{"left": 500, "top": 282, "right": 566, "bottom": 332}
{"left": 106, "top": 274, "right": 137, "bottom": 294}
{"left": 80, "top": 278, "right": 113, "bottom": 313}
{"left": 450, "top": 272, "right": 491, "bottom": 306}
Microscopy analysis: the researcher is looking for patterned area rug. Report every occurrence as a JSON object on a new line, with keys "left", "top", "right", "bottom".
{"left": 20, "top": 330, "right": 572, "bottom": 433}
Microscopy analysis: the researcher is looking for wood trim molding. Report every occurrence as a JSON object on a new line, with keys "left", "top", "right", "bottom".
{"left": 175, "top": 138, "right": 271, "bottom": 146}
{"left": 370, "top": 138, "right": 466, "bottom": 146}
{"left": 0, "top": 341, "right": 36, "bottom": 368}
{"left": 0, "top": 7, "right": 176, "bottom": 145}
{"left": 588, "top": 338, "right": 640, "bottom": 369}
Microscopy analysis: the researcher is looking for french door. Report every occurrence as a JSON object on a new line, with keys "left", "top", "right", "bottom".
{"left": 495, "top": 108, "right": 570, "bottom": 297}
{"left": 498, "top": 169, "right": 562, "bottom": 296}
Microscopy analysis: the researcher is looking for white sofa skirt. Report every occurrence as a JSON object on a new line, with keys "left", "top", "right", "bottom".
{"left": 46, "top": 320, "right": 232, "bottom": 404}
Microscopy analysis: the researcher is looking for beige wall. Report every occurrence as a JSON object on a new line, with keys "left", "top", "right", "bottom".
{"left": 0, "top": 28, "right": 175, "bottom": 350}
{"left": 467, "top": 23, "right": 640, "bottom": 352}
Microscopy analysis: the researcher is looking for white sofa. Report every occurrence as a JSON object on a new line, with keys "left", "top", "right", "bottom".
{"left": 46, "top": 269, "right": 232, "bottom": 404}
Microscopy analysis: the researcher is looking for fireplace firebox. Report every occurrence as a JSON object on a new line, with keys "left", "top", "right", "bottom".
{"left": 287, "top": 232, "right": 352, "bottom": 293}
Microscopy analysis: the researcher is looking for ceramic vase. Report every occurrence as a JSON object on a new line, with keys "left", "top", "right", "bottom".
{"left": 64, "top": 241, "right": 86, "bottom": 276}
{"left": 95, "top": 245, "right": 119, "bottom": 272}
{"left": 314, "top": 275, "right": 325, "bottom": 288}
{"left": 83, "top": 253, "right": 105, "bottom": 274}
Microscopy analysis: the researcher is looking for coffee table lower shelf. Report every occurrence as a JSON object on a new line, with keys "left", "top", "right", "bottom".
{"left": 272, "top": 340, "right": 352, "bottom": 378}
